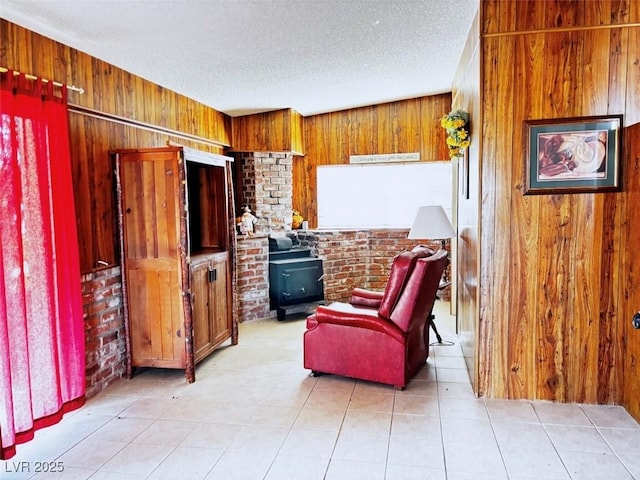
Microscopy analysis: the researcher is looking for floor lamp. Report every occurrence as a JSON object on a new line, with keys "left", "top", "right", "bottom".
{"left": 408, "top": 205, "right": 455, "bottom": 345}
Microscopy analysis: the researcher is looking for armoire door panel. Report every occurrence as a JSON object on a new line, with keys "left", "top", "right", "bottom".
{"left": 212, "top": 259, "right": 231, "bottom": 345}
{"left": 122, "top": 157, "right": 180, "bottom": 260}
{"left": 127, "top": 267, "right": 182, "bottom": 367}
{"left": 191, "top": 261, "right": 213, "bottom": 360}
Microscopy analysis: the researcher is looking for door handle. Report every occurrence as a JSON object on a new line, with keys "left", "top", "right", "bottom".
{"left": 633, "top": 312, "right": 640, "bottom": 330}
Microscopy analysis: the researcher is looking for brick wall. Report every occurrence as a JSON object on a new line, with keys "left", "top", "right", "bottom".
{"left": 236, "top": 234, "right": 271, "bottom": 321}
{"left": 296, "top": 230, "right": 370, "bottom": 302}
{"left": 295, "top": 229, "right": 446, "bottom": 302}
{"left": 82, "top": 266, "right": 126, "bottom": 398}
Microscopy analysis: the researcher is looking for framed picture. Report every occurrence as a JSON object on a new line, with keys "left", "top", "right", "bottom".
{"left": 524, "top": 115, "right": 622, "bottom": 195}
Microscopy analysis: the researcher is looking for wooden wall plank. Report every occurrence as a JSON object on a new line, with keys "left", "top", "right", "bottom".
{"left": 544, "top": 0, "right": 583, "bottom": 29}
{"left": 490, "top": 33, "right": 516, "bottom": 399}
{"left": 625, "top": 27, "right": 640, "bottom": 125}
{"left": 583, "top": 29, "right": 613, "bottom": 115}
{"left": 506, "top": 32, "right": 545, "bottom": 400}
{"left": 69, "top": 115, "right": 93, "bottom": 264}
{"left": 516, "top": 0, "right": 548, "bottom": 31}
{"left": 584, "top": 0, "right": 610, "bottom": 25}
{"left": 376, "top": 103, "right": 392, "bottom": 154}
{"left": 477, "top": 34, "right": 500, "bottom": 398}
{"left": 608, "top": 28, "right": 629, "bottom": 115}
{"left": 567, "top": 193, "right": 603, "bottom": 403}
{"left": 595, "top": 192, "right": 620, "bottom": 404}
{"left": 632, "top": 0, "right": 640, "bottom": 22}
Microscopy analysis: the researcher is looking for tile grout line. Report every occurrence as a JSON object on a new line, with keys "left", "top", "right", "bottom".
{"left": 433, "top": 346, "right": 451, "bottom": 480}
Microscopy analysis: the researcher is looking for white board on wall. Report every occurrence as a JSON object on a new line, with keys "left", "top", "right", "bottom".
{"left": 317, "top": 161, "right": 452, "bottom": 229}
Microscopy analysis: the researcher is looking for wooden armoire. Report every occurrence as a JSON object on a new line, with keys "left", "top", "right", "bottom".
{"left": 114, "top": 146, "right": 237, "bottom": 382}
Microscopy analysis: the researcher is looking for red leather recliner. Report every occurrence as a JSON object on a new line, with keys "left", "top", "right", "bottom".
{"left": 303, "top": 248, "right": 449, "bottom": 389}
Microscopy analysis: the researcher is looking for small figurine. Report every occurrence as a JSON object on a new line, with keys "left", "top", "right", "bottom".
{"left": 241, "top": 205, "right": 257, "bottom": 235}
{"left": 292, "top": 209, "right": 304, "bottom": 229}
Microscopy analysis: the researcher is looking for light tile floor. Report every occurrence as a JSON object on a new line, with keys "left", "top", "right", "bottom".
{"left": 2, "top": 303, "right": 638, "bottom": 480}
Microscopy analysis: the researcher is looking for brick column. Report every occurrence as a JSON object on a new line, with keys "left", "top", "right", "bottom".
{"left": 239, "top": 153, "right": 256, "bottom": 211}
{"left": 239, "top": 152, "right": 293, "bottom": 233}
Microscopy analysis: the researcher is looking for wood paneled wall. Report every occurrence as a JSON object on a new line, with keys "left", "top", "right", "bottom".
{"left": 1, "top": 20, "right": 232, "bottom": 272}
{"left": 458, "top": 1, "right": 640, "bottom": 412}
{"left": 294, "top": 94, "right": 452, "bottom": 227}
{"left": 231, "top": 108, "right": 304, "bottom": 154}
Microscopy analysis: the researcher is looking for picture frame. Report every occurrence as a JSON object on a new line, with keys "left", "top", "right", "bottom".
{"left": 524, "top": 115, "right": 622, "bottom": 195}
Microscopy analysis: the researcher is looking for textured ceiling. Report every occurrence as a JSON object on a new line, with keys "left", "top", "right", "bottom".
{"left": 1, "top": 0, "right": 478, "bottom": 117}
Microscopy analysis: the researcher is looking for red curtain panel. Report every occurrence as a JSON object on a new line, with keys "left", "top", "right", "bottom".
{"left": 0, "top": 72, "right": 85, "bottom": 459}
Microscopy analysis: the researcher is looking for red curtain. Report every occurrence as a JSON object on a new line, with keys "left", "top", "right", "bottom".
{"left": 0, "top": 72, "right": 85, "bottom": 459}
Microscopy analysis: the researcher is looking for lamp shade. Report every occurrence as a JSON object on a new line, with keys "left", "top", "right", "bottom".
{"left": 408, "top": 206, "right": 455, "bottom": 240}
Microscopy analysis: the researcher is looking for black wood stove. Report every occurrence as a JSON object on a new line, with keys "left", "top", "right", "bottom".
{"left": 269, "top": 236, "right": 324, "bottom": 321}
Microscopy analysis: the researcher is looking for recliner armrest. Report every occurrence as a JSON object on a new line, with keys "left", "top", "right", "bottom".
{"left": 349, "top": 288, "right": 384, "bottom": 308}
